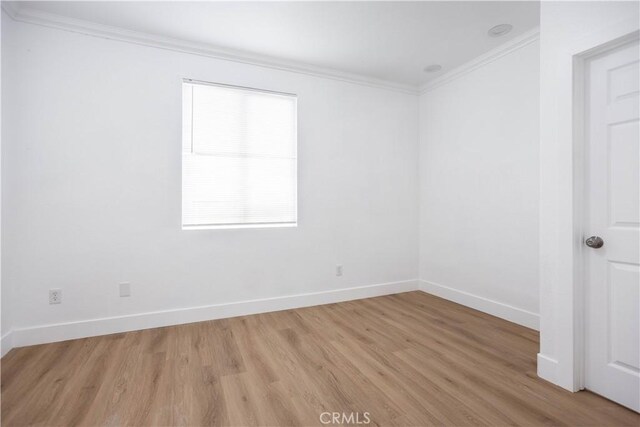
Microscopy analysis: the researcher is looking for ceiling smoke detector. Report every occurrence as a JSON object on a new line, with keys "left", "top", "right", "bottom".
{"left": 488, "top": 24, "right": 513, "bottom": 37}
{"left": 424, "top": 64, "right": 442, "bottom": 73}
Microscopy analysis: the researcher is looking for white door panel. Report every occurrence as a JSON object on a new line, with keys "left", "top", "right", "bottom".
{"left": 585, "top": 39, "right": 640, "bottom": 412}
{"left": 609, "top": 121, "right": 639, "bottom": 227}
{"left": 609, "top": 262, "right": 639, "bottom": 371}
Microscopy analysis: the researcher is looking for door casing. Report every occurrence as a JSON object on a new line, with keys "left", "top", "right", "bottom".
{"left": 572, "top": 30, "right": 640, "bottom": 392}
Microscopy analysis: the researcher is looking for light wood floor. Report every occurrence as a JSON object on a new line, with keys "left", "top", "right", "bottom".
{"left": 2, "top": 292, "right": 639, "bottom": 426}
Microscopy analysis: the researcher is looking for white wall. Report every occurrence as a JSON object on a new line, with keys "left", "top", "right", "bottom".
{"left": 538, "top": 1, "right": 640, "bottom": 391}
{"left": 418, "top": 33, "right": 540, "bottom": 330}
{"left": 1, "top": 14, "right": 419, "bottom": 347}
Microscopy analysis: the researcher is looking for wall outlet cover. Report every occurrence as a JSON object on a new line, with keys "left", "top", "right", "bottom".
{"left": 49, "top": 289, "right": 62, "bottom": 304}
{"left": 119, "top": 282, "right": 131, "bottom": 297}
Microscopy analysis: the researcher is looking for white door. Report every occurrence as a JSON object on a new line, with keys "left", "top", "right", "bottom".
{"left": 585, "top": 38, "right": 640, "bottom": 412}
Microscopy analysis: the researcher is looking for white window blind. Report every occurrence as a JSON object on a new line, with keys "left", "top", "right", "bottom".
{"left": 182, "top": 81, "right": 297, "bottom": 229}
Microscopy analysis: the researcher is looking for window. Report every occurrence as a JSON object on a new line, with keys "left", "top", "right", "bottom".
{"left": 182, "top": 80, "right": 297, "bottom": 229}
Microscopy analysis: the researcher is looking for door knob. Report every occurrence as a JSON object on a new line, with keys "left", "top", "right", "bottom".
{"left": 585, "top": 236, "right": 604, "bottom": 248}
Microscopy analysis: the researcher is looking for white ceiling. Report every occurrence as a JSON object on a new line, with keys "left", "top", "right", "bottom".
{"left": 11, "top": 1, "right": 540, "bottom": 88}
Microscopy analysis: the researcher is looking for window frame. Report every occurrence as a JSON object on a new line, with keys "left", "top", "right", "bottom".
{"left": 181, "top": 78, "right": 298, "bottom": 230}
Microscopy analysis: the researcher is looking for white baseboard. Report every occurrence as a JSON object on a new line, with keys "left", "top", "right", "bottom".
{"left": 1, "top": 332, "right": 13, "bottom": 357}
{"left": 536, "top": 353, "right": 559, "bottom": 384}
{"left": 8, "top": 279, "right": 419, "bottom": 351}
{"left": 419, "top": 280, "right": 539, "bottom": 330}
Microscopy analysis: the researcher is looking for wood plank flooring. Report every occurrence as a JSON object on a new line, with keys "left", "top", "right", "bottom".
{"left": 2, "top": 291, "right": 639, "bottom": 426}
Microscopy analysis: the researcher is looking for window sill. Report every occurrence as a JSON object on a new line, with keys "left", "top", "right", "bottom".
{"left": 182, "top": 222, "right": 297, "bottom": 231}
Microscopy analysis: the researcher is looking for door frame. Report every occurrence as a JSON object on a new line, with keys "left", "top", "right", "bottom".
{"left": 572, "top": 30, "right": 640, "bottom": 391}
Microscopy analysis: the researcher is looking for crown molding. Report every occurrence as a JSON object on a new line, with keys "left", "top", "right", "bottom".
{"left": 419, "top": 27, "right": 540, "bottom": 94}
{"left": 1, "top": 2, "right": 418, "bottom": 95}
{"left": 1, "top": 0, "right": 19, "bottom": 19}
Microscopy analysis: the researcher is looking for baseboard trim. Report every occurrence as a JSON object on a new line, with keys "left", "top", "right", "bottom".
{"left": 419, "top": 280, "right": 539, "bottom": 330}
{"left": 8, "top": 280, "right": 419, "bottom": 350}
{"left": 537, "top": 353, "right": 559, "bottom": 384}
{"left": 1, "top": 332, "right": 14, "bottom": 357}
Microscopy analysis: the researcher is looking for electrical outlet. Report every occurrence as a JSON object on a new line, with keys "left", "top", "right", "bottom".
{"left": 49, "top": 289, "right": 62, "bottom": 304}
{"left": 336, "top": 265, "right": 343, "bottom": 277}
{"left": 119, "top": 282, "right": 131, "bottom": 297}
